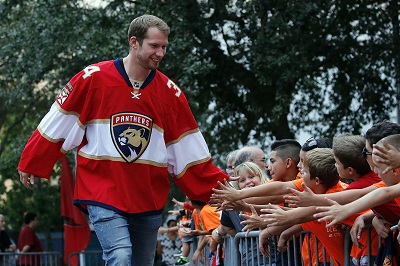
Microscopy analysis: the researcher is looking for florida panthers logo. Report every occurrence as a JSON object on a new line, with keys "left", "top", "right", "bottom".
{"left": 111, "top": 113, "right": 152, "bottom": 163}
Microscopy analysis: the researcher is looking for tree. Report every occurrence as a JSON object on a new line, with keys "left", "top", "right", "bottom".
{"left": 0, "top": 0, "right": 398, "bottom": 231}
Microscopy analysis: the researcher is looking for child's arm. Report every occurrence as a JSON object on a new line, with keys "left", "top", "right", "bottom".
{"left": 192, "top": 235, "right": 205, "bottom": 264}
{"left": 261, "top": 204, "right": 317, "bottom": 226}
{"left": 277, "top": 224, "right": 303, "bottom": 252}
{"left": 350, "top": 210, "right": 375, "bottom": 248}
{"left": 315, "top": 184, "right": 400, "bottom": 227}
{"left": 212, "top": 179, "right": 297, "bottom": 202}
{"left": 284, "top": 182, "right": 376, "bottom": 207}
{"left": 215, "top": 196, "right": 286, "bottom": 213}
{"left": 156, "top": 241, "right": 162, "bottom": 256}
{"left": 372, "top": 216, "right": 391, "bottom": 239}
{"left": 238, "top": 195, "right": 286, "bottom": 209}
{"left": 239, "top": 205, "right": 266, "bottom": 235}
{"left": 258, "top": 224, "right": 289, "bottom": 257}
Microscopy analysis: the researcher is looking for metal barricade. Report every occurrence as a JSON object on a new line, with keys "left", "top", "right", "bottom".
{"left": 222, "top": 227, "right": 378, "bottom": 266}
{"left": 68, "top": 250, "right": 104, "bottom": 266}
{"left": 0, "top": 251, "right": 62, "bottom": 266}
{"left": 224, "top": 230, "right": 305, "bottom": 266}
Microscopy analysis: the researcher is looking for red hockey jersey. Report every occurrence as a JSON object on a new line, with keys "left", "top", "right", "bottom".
{"left": 18, "top": 59, "right": 228, "bottom": 215}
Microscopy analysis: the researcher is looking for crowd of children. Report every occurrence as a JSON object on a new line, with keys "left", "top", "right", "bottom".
{"left": 157, "top": 120, "right": 400, "bottom": 266}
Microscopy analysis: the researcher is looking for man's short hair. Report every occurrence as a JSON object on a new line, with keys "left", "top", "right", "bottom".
{"left": 234, "top": 146, "right": 264, "bottom": 167}
{"left": 128, "top": 14, "right": 170, "bottom": 44}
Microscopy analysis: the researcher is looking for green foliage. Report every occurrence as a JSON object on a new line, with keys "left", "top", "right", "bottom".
{"left": 0, "top": 0, "right": 398, "bottom": 232}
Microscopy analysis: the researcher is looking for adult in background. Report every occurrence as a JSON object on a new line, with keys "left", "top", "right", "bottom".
{"left": 17, "top": 212, "right": 43, "bottom": 266}
{"left": 235, "top": 146, "right": 268, "bottom": 175}
{"left": 17, "top": 14, "right": 228, "bottom": 266}
{"left": 0, "top": 214, "right": 17, "bottom": 266}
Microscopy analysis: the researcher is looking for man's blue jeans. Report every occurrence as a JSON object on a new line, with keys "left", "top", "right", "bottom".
{"left": 87, "top": 205, "right": 162, "bottom": 266}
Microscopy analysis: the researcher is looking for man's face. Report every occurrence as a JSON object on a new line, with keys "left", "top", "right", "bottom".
{"left": 136, "top": 27, "right": 168, "bottom": 70}
{"left": 226, "top": 159, "right": 235, "bottom": 177}
{"left": 268, "top": 151, "right": 286, "bottom": 181}
{"left": 250, "top": 150, "right": 268, "bottom": 173}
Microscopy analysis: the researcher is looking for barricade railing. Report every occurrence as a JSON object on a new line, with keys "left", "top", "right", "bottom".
{"left": 60, "top": 226, "right": 378, "bottom": 266}
{"left": 68, "top": 250, "right": 104, "bottom": 266}
{"left": 223, "top": 227, "right": 378, "bottom": 266}
{"left": 0, "top": 251, "right": 62, "bottom": 266}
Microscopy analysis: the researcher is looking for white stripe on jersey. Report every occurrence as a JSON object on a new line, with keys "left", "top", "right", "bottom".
{"left": 38, "top": 104, "right": 210, "bottom": 169}
{"left": 38, "top": 104, "right": 84, "bottom": 151}
{"left": 80, "top": 123, "right": 168, "bottom": 163}
{"left": 166, "top": 131, "right": 211, "bottom": 176}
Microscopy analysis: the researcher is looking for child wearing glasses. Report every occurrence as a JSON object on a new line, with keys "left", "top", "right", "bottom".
{"left": 315, "top": 134, "right": 400, "bottom": 265}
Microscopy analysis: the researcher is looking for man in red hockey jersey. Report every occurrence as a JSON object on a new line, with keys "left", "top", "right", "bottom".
{"left": 18, "top": 14, "right": 228, "bottom": 266}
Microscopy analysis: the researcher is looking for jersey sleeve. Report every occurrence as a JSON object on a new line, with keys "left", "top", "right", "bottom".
{"left": 162, "top": 80, "right": 228, "bottom": 202}
{"left": 18, "top": 66, "right": 96, "bottom": 178}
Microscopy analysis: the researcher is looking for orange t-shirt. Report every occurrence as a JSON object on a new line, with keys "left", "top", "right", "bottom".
{"left": 291, "top": 178, "right": 330, "bottom": 265}
{"left": 372, "top": 181, "right": 400, "bottom": 223}
{"left": 300, "top": 182, "right": 347, "bottom": 266}
{"left": 192, "top": 209, "right": 202, "bottom": 231}
{"left": 292, "top": 181, "right": 363, "bottom": 266}
{"left": 199, "top": 204, "right": 221, "bottom": 231}
{"left": 345, "top": 173, "right": 380, "bottom": 259}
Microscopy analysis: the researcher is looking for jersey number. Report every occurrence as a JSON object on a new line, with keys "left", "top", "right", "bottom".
{"left": 82, "top": 66, "right": 101, "bottom": 79}
{"left": 167, "top": 80, "right": 182, "bottom": 97}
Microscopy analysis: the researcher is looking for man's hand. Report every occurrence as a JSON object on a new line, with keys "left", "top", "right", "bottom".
{"left": 18, "top": 170, "right": 35, "bottom": 188}
{"left": 284, "top": 182, "right": 316, "bottom": 207}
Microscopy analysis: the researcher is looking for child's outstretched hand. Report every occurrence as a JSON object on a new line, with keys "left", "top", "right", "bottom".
{"left": 314, "top": 197, "right": 349, "bottom": 227}
{"left": 239, "top": 205, "right": 264, "bottom": 236}
{"left": 212, "top": 180, "right": 242, "bottom": 202}
{"left": 284, "top": 182, "right": 316, "bottom": 207}
{"left": 261, "top": 204, "right": 290, "bottom": 226}
{"left": 373, "top": 140, "right": 400, "bottom": 174}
